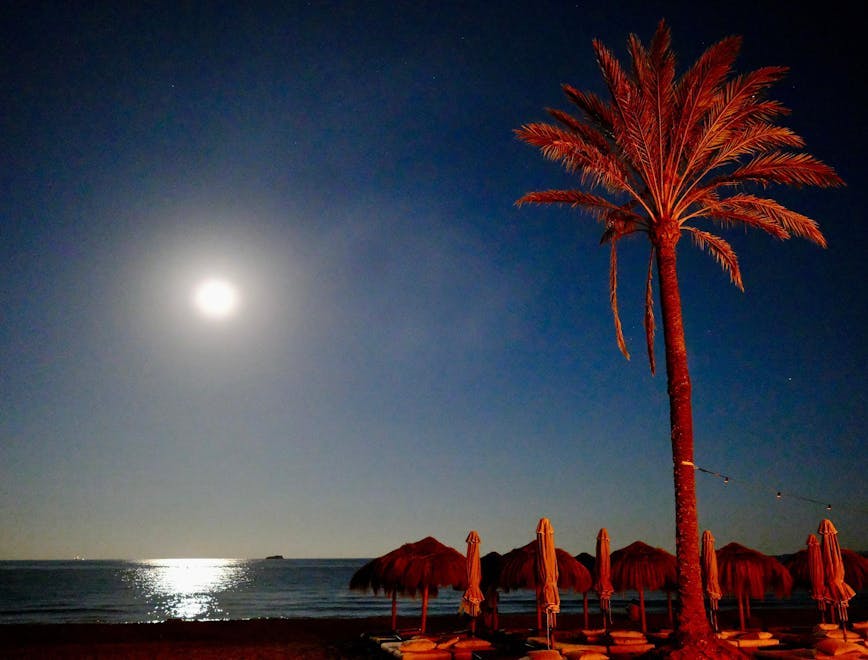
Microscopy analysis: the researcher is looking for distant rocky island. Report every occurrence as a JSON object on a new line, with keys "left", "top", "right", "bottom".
{"left": 265, "top": 555, "right": 284, "bottom": 560}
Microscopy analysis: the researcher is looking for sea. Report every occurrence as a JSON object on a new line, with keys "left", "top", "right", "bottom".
{"left": 0, "top": 558, "right": 841, "bottom": 625}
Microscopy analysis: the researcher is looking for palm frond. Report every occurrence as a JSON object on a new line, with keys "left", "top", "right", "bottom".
{"left": 706, "top": 194, "right": 827, "bottom": 246}
{"left": 715, "top": 152, "right": 845, "bottom": 189}
{"left": 684, "top": 227, "right": 743, "bottom": 290}
{"left": 515, "top": 123, "right": 636, "bottom": 194}
{"left": 562, "top": 84, "right": 616, "bottom": 134}
{"left": 644, "top": 248, "right": 656, "bottom": 375}
{"left": 516, "top": 189, "right": 643, "bottom": 222}
{"left": 669, "top": 34, "right": 743, "bottom": 173}
{"left": 593, "top": 39, "right": 657, "bottom": 188}
{"left": 609, "top": 240, "right": 630, "bottom": 360}
{"left": 708, "top": 124, "right": 805, "bottom": 169}
{"left": 546, "top": 107, "right": 612, "bottom": 153}
{"left": 678, "top": 66, "right": 790, "bottom": 189}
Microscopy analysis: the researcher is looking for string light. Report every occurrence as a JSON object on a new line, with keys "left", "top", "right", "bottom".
{"left": 694, "top": 464, "right": 865, "bottom": 514}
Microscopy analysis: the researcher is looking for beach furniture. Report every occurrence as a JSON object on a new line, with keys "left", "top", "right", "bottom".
{"left": 349, "top": 536, "right": 467, "bottom": 633}
{"left": 498, "top": 536, "right": 591, "bottom": 635}
{"left": 610, "top": 540, "right": 677, "bottom": 634}
{"left": 717, "top": 542, "right": 794, "bottom": 631}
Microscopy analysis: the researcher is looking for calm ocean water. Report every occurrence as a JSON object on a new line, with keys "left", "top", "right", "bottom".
{"left": 0, "top": 559, "right": 832, "bottom": 625}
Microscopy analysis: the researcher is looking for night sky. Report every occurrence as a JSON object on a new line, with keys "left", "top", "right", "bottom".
{"left": 2, "top": 1, "right": 865, "bottom": 560}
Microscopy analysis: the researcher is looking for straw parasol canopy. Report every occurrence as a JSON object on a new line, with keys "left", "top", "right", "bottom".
{"left": 349, "top": 536, "right": 466, "bottom": 632}
{"left": 818, "top": 519, "right": 856, "bottom": 627}
{"left": 701, "top": 530, "right": 722, "bottom": 632}
{"left": 716, "top": 541, "right": 793, "bottom": 631}
{"left": 461, "top": 530, "right": 484, "bottom": 632}
{"left": 499, "top": 537, "right": 592, "bottom": 631}
{"left": 610, "top": 540, "right": 676, "bottom": 633}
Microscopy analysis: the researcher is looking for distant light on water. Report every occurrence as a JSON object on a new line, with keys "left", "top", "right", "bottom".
{"left": 132, "top": 558, "right": 248, "bottom": 621}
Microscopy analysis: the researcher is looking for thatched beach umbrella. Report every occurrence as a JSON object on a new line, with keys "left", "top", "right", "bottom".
{"left": 575, "top": 552, "right": 595, "bottom": 629}
{"left": 480, "top": 551, "right": 502, "bottom": 631}
{"left": 818, "top": 519, "right": 856, "bottom": 629}
{"left": 594, "top": 528, "right": 615, "bottom": 630}
{"left": 716, "top": 541, "right": 793, "bottom": 631}
{"left": 349, "top": 536, "right": 466, "bottom": 632}
{"left": 499, "top": 538, "right": 592, "bottom": 631}
{"left": 461, "top": 530, "right": 484, "bottom": 633}
{"left": 536, "top": 518, "right": 560, "bottom": 649}
{"left": 701, "top": 530, "right": 722, "bottom": 632}
{"left": 610, "top": 540, "right": 676, "bottom": 633}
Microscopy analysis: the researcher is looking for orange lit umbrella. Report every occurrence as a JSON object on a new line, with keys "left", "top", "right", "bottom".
{"left": 818, "top": 519, "right": 855, "bottom": 631}
{"left": 611, "top": 540, "right": 676, "bottom": 633}
{"left": 349, "top": 536, "right": 466, "bottom": 632}
{"left": 536, "top": 517, "right": 560, "bottom": 649}
{"left": 701, "top": 530, "right": 722, "bottom": 632}
{"left": 594, "top": 528, "right": 614, "bottom": 630}
{"left": 784, "top": 534, "right": 826, "bottom": 621}
{"left": 716, "top": 542, "right": 793, "bottom": 631}
{"left": 461, "top": 530, "right": 484, "bottom": 633}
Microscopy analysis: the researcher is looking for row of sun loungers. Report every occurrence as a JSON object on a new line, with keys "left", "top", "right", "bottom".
{"left": 365, "top": 620, "right": 868, "bottom": 659}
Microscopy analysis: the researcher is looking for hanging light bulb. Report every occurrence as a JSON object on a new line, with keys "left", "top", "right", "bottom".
{"left": 723, "top": 477, "right": 729, "bottom": 485}
{"left": 776, "top": 492, "right": 782, "bottom": 500}
{"left": 826, "top": 504, "right": 832, "bottom": 511}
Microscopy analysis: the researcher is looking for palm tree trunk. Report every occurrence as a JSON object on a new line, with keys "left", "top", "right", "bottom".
{"left": 655, "top": 238, "right": 713, "bottom": 644}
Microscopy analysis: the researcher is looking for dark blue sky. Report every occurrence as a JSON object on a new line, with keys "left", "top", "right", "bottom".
{"left": 1, "top": 1, "right": 865, "bottom": 560}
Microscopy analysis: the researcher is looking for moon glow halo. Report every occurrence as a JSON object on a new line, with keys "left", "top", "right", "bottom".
{"left": 192, "top": 278, "right": 239, "bottom": 320}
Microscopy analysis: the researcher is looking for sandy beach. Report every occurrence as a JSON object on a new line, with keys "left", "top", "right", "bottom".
{"left": 2, "top": 605, "right": 865, "bottom": 659}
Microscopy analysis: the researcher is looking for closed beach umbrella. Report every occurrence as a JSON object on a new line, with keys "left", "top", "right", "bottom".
{"left": 701, "top": 530, "right": 722, "bottom": 632}
{"left": 461, "top": 530, "right": 484, "bottom": 633}
{"left": 536, "top": 517, "right": 560, "bottom": 649}
{"left": 818, "top": 519, "right": 856, "bottom": 628}
{"left": 594, "top": 528, "right": 615, "bottom": 630}
{"left": 784, "top": 534, "right": 826, "bottom": 621}
{"left": 716, "top": 542, "right": 793, "bottom": 631}
{"left": 499, "top": 539, "right": 592, "bottom": 631}
{"left": 789, "top": 546, "right": 868, "bottom": 593}
{"left": 610, "top": 540, "right": 676, "bottom": 633}
{"left": 349, "top": 536, "right": 466, "bottom": 633}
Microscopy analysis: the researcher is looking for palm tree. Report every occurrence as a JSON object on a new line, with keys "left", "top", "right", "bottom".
{"left": 515, "top": 20, "right": 842, "bottom": 652}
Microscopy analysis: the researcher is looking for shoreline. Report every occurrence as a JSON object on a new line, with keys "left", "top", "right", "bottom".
{"left": 2, "top": 605, "right": 865, "bottom": 659}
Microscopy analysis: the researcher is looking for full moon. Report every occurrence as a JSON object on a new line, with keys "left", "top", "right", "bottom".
{"left": 192, "top": 278, "right": 239, "bottom": 320}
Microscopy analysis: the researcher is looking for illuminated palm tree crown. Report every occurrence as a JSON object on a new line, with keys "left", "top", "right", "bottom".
{"left": 516, "top": 20, "right": 843, "bottom": 373}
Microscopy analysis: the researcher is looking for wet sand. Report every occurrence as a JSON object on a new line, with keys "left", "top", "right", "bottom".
{"left": 1, "top": 606, "right": 864, "bottom": 659}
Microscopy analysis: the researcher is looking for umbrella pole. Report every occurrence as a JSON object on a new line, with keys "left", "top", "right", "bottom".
{"left": 583, "top": 592, "right": 589, "bottom": 630}
{"left": 536, "top": 587, "right": 542, "bottom": 632}
{"left": 667, "top": 591, "right": 673, "bottom": 628}
{"left": 391, "top": 590, "right": 397, "bottom": 632}
{"left": 639, "top": 589, "right": 647, "bottom": 634}
{"left": 745, "top": 595, "right": 752, "bottom": 625}
{"left": 421, "top": 585, "right": 429, "bottom": 633}
{"left": 738, "top": 595, "right": 746, "bottom": 631}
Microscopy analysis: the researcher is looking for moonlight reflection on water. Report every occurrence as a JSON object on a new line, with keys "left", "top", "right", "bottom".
{"left": 132, "top": 558, "right": 249, "bottom": 620}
